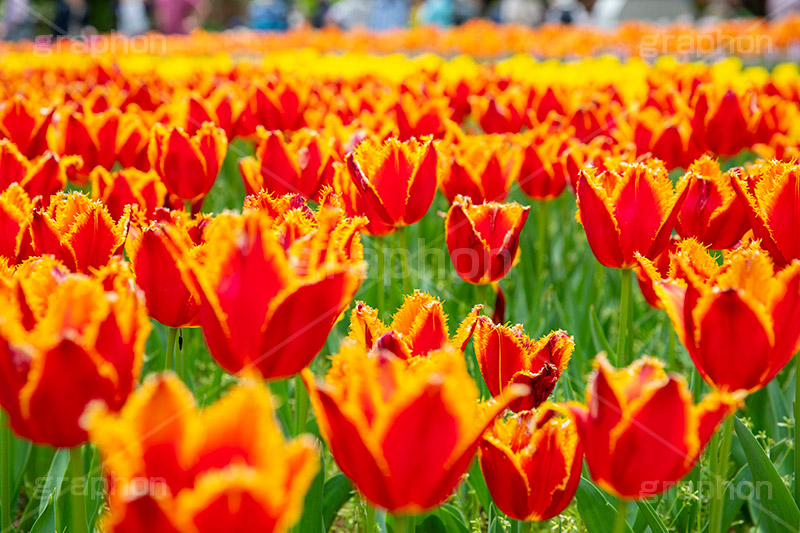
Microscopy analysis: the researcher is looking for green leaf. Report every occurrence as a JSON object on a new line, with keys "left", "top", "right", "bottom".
{"left": 466, "top": 461, "right": 491, "bottom": 514}
{"left": 297, "top": 451, "right": 325, "bottom": 533}
{"left": 589, "top": 305, "right": 615, "bottom": 359}
{"left": 576, "top": 477, "right": 633, "bottom": 533}
{"left": 9, "top": 435, "right": 32, "bottom": 518}
{"left": 37, "top": 449, "right": 69, "bottom": 516}
{"left": 30, "top": 494, "right": 55, "bottom": 533}
{"left": 635, "top": 499, "right": 668, "bottom": 533}
{"left": 435, "top": 504, "right": 470, "bottom": 533}
{"left": 734, "top": 416, "right": 800, "bottom": 531}
{"left": 322, "top": 474, "right": 353, "bottom": 532}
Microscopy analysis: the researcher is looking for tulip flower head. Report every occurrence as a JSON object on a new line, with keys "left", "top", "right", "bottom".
{"left": 148, "top": 121, "right": 227, "bottom": 210}
{"left": 239, "top": 127, "right": 335, "bottom": 201}
{"left": 347, "top": 290, "right": 483, "bottom": 359}
{"left": 89, "top": 374, "right": 318, "bottom": 533}
{"left": 675, "top": 156, "right": 750, "bottom": 250}
{"left": 29, "top": 192, "right": 129, "bottom": 274}
{"left": 303, "top": 340, "right": 526, "bottom": 513}
{"left": 479, "top": 408, "right": 582, "bottom": 522}
{"left": 576, "top": 160, "right": 688, "bottom": 269}
{"left": 91, "top": 167, "right": 169, "bottom": 221}
{"left": 445, "top": 195, "right": 530, "bottom": 284}
{"left": 732, "top": 159, "right": 800, "bottom": 266}
{"left": 343, "top": 137, "right": 438, "bottom": 234}
{"left": 0, "top": 96, "right": 53, "bottom": 158}
{"left": 440, "top": 135, "right": 518, "bottom": 204}
{"left": 128, "top": 209, "right": 211, "bottom": 328}
{"left": 0, "top": 140, "right": 78, "bottom": 202}
{"left": 181, "top": 198, "right": 365, "bottom": 379}
{"left": 0, "top": 256, "right": 149, "bottom": 447}
{"left": 0, "top": 184, "right": 34, "bottom": 264}
{"left": 650, "top": 240, "right": 800, "bottom": 392}
{"left": 473, "top": 315, "right": 573, "bottom": 412}
{"left": 569, "top": 355, "right": 741, "bottom": 499}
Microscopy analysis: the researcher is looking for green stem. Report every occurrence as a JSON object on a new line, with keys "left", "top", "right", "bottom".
{"left": 165, "top": 326, "right": 178, "bottom": 372}
{"left": 376, "top": 237, "right": 386, "bottom": 317}
{"left": 294, "top": 374, "right": 309, "bottom": 436}
{"left": 364, "top": 503, "right": 375, "bottom": 533}
{"left": 613, "top": 498, "right": 629, "bottom": 533}
{"left": 796, "top": 353, "right": 800, "bottom": 505}
{"left": 69, "top": 446, "right": 88, "bottom": 533}
{"left": 616, "top": 269, "right": 632, "bottom": 366}
{"left": 398, "top": 227, "right": 411, "bottom": 296}
{"left": 710, "top": 415, "right": 734, "bottom": 533}
{"left": 1, "top": 412, "right": 11, "bottom": 532}
{"left": 394, "top": 514, "right": 412, "bottom": 533}
{"left": 535, "top": 201, "right": 547, "bottom": 283}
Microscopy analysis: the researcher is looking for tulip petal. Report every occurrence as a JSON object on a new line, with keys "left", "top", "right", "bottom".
{"left": 576, "top": 172, "right": 625, "bottom": 268}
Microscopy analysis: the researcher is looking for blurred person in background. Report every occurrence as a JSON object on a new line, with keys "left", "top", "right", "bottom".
{"left": 767, "top": 0, "right": 800, "bottom": 16}
{"left": 117, "top": 0, "right": 150, "bottom": 34}
{"left": 499, "top": 0, "right": 542, "bottom": 24}
{"left": 248, "top": 0, "right": 290, "bottom": 30}
{"left": 368, "top": 0, "right": 410, "bottom": 28}
{"left": 2, "top": 0, "right": 33, "bottom": 41}
{"left": 55, "top": 0, "right": 88, "bottom": 35}
{"left": 416, "top": 0, "right": 454, "bottom": 26}
{"left": 153, "top": 0, "right": 209, "bottom": 33}
{"left": 326, "top": 0, "right": 370, "bottom": 28}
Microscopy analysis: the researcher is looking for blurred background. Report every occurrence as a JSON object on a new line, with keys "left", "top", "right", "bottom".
{"left": 1, "top": 0, "right": 798, "bottom": 41}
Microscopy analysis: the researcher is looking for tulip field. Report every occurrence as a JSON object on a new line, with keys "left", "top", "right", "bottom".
{"left": 3, "top": 19, "right": 800, "bottom": 533}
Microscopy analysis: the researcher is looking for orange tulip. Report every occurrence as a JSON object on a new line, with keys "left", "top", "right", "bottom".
{"left": 479, "top": 408, "right": 582, "bottom": 522}
{"left": 675, "top": 156, "right": 750, "bottom": 250}
{"left": 239, "top": 127, "right": 334, "bottom": 200}
{"left": 0, "top": 184, "right": 34, "bottom": 264}
{"left": 648, "top": 240, "right": 800, "bottom": 392}
{"left": 473, "top": 315, "right": 573, "bottom": 412}
{"left": 347, "top": 290, "right": 483, "bottom": 359}
{"left": 445, "top": 195, "right": 529, "bottom": 284}
{"left": 148, "top": 122, "right": 227, "bottom": 209}
{"left": 50, "top": 107, "right": 120, "bottom": 185}
{"left": 92, "top": 167, "right": 169, "bottom": 221}
{"left": 732, "top": 159, "right": 800, "bottom": 266}
{"left": 303, "top": 340, "right": 525, "bottom": 513}
{"left": 0, "top": 96, "right": 53, "bottom": 158}
{"left": 568, "top": 355, "right": 741, "bottom": 499}
{"left": 344, "top": 137, "right": 438, "bottom": 233}
{"left": 576, "top": 161, "right": 688, "bottom": 269}
{"left": 178, "top": 200, "right": 365, "bottom": 379}
{"left": 29, "top": 192, "right": 128, "bottom": 274}
{"left": 440, "top": 135, "right": 518, "bottom": 204}
{"left": 0, "top": 256, "right": 149, "bottom": 447}
{"left": 128, "top": 210, "right": 210, "bottom": 328}
{"left": 0, "top": 140, "right": 78, "bottom": 202}
{"left": 88, "top": 374, "right": 318, "bottom": 533}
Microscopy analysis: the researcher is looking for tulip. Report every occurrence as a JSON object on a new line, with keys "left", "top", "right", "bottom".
{"left": 179, "top": 202, "right": 365, "bottom": 379}
{"left": 445, "top": 195, "right": 529, "bottom": 285}
{"left": 347, "top": 290, "right": 483, "bottom": 359}
{"left": 394, "top": 94, "right": 448, "bottom": 141}
{"left": 0, "top": 256, "right": 149, "bottom": 447}
{"left": 88, "top": 373, "right": 318, "bottom": 533}
{"left": 650, "top": 241, "right": 800, "bottom": 392}
{"left": 128, "top": 209, "right": 210, "bottom": 328}
{"left": 250, "top": 82, "right": 308, "bottom": 132}
{"left": 344, "top": 137, "right": 438, "bottom": 233}
{"left": 91, "top": 167, "right": 169, "bottom": 221}
{"left": 0, "top": 96, "right": 53, "bottom": 158}
{"left": 568, "top": 355, "right": 741, "bottom": 499}
{"left": 0, "top": 184, "right": 34, "bottom": 264}
{"left": 50, "top": 108, "right": 120, "bottom": 185}
{"left": 473, "top": 315, "right": 573, "bottom": 411}
{"left": 479, "top": 408, "right": 582, "bottom": 522}
{"left": 116, "top": 114, "right": 152, "bottom": 172}
{"left": 0, "top": 140, "right": 78, "bottom": 202}
{"left": 516, "top": 133, "right": 569, "bottom": 201}
{"left": 576, "top": 160, "right": 688, "bottom": 269}
{"left": 634, "top": 235, "right": 680, "bottom": 309}
{"left": 29, "top": 192, "right": 128, "bottom": 274}
{"left": 440, "top": 135, "right": 518, "bottom": 204}
{"left": 675, "top": 156, "right": 750, "bottom": 250}
{"left": 239, "top": 127, "right": 334, "bottom": 200}
{"left": 732, "top": 159, "right": 800, "bottom": 266}
{"left": 701, "top": 89, "right": 750, "bottom": 156}
{"left": 303, "top": 340, "right": 525, "bottom": 513}
{"left": 148, "top": 122, "right": 227, "bottom": 210}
